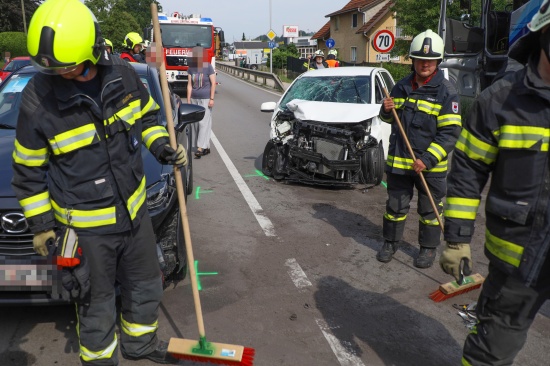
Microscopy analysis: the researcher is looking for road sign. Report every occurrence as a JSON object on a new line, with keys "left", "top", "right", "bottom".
{"left": 266, "top": 29, "right": 277, "bottom": 41}
{"left": 325, "top": 38, "right": 335, "bottom": 49}
{"left": 268, "top": 41, "right": 276, "bottom": 49}
{"left": 372, "top": 29, "right": 395, "bottom": 53}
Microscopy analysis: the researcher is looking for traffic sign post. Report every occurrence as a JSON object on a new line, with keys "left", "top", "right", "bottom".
{"left": 372, "top": 29, "right": 395, "bottom": 54}
{"left": 325, "top": 38, "right": 335, "bottom": 49}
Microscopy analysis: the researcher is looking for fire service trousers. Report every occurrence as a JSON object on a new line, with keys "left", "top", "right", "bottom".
{"left": 462, "top": 257, "right": 550, "bottom": 366}
{"left": 382, "top": 172, "right": 445, "bottom": 248}
{"left": 76, "top": 215, "right": 163, "bottom": 365}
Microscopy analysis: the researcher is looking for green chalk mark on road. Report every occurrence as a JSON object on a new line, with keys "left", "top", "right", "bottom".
{"left": 195, "top": 186, "right": 213, "bottom": 200}
{"left": 244, "top": 169, "right": 270, "bottom": 181}
{"left": 381, "top": 181, "right": 387, "bottom": 188}
{"left": 194, "top": 260, "right": 219, "bottom": 291}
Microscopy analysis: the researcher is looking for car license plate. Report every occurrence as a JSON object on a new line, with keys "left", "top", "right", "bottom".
{"left": 166, "top": 70, "right": 188, "bottom": 81}
{"left": 0, "top": 264, "right": 56, "bottom": 287}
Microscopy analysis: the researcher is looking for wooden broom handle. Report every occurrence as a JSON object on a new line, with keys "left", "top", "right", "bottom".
{"left": 383, "top": 88, "right": 444, "bottom": 233}
{"left": 151, "top": 3, "right": 207, "bottom": 337}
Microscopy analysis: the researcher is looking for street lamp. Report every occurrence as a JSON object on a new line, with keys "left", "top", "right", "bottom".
{"left": 269, "top": 0, "right": 272, "bottom": 74}
{"left": 21, "top": 0, "right": 27, "bottom": 35}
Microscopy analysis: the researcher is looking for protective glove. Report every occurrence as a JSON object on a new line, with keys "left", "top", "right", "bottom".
{"left": 440, "top": 242, "right": 472, "bottom": 285}
{"left": 33, "top": 230, "right": 56, "bottom": 256}
{"left": 56, "top": 227, "right": 91, "bottom": 305}
{"left": 156, "top": 144, "right": 187, "bottom": 166}
{"left": 61, "top": 252, "right": 91, "bottom": 305}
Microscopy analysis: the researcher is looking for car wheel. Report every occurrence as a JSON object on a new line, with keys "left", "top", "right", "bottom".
{"left": 262, "top": 141, "right": 284, "bottom": 180}
{"left": 362, "top": 142, "right": 384, "bottom": 185}
{"left": 250, "top": 64, "right": 258, "bottom": 70}
{"left": 172, "top": 210, "right": 188, "bottom": 281}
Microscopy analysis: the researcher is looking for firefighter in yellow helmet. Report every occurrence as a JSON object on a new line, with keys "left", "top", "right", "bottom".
{"left": 121, "top": 32, "right": 145, "bottom": 63}
{"left": 104, "top": 38, "right": 113, "bottom": 54}
{"left": 441, "top": 0, "right": 550, "bottom": 363}
{"left": 377, "top": 29, "right": 461, "bottom": 268}
{"left": 326, "top": 49, "right": 340, "bottom": 67}
{"left": 14, "top": 0, "right": 184, "bottom": 363}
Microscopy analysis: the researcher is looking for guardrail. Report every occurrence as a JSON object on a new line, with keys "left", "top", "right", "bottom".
{"left": 216, "top": 62, "right": 286, "bottom": 92}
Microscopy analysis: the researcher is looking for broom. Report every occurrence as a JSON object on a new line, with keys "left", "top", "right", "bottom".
{"left": 149, "top": 3, "right": 255, "bottom": 364}
{"left": 382, "top": 89, "right": 484, "bottom": 302}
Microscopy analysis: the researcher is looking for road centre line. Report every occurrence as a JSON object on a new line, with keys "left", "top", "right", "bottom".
{"left": 284, "top": 258, "right": 313, "bottom": 288}
{"left": 210, "top": 132, "right": 276, "bottom": 237}
{"left": 316, "top": 318, "right": 366, "bottom": 366}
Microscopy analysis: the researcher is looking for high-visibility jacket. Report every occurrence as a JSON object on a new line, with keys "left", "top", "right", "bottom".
{"left": 12, "top": 57, "right": 167, "bottom": 236}
{"left": 444, "top": 55, "right": 550, "bottom": 285}
{"left": 326, "top": 59, "right": 339, "bottom": 67}
{"left": 379, "top": 70, "right": 462, "bottom": 176}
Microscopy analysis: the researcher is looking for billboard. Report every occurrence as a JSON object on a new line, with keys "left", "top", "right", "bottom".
{"left": 283, "top": 25, "right": 299, "bottom": 38}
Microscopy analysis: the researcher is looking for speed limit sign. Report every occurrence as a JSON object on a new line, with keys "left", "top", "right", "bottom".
{"left": 372, "top": 30, "right": 395, "bottom": 53}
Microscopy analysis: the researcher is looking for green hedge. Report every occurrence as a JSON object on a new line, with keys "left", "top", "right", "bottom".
{"left": 380, "top": 62, "right": 411, "bottom": 82}
{"left": 0, "top": 32, "right": 29, "bottom": 58}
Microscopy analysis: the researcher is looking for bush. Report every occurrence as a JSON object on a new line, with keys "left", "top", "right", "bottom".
{"left": 0, "top": 32, "right": 29, "bottom": 58}
{"left": 381, "top": 62, "right": 411, "bottom": 82}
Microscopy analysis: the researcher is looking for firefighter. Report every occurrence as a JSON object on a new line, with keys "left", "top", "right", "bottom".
{"left": 377, "top": 29, "right": 462, "bottom": 268}
{"left": 326, "top": 49, "right": 340, "bottom": 67}
{"left": 104, "top": 38, "right": 113, "bottom": 54}
{"left": 12, "top": 0, "right": 186, "bottom": 364}
{"left": 120, "top": 32, "right": 145, "bottom": 63}
{"left": 441, "top": 1, "right": 550, "bottom": 364}
{"left": 303, "top": 50, "right": 328, "bottom": 71}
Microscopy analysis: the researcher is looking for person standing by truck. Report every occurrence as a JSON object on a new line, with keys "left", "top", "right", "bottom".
{"left": 120, "top": 32, "right": 145, "bottom": 63}
{"left": 187, "top": 46, "right": 216, "bottom": 158}
{"left": 440, "top": 1, "right": 550, "bottom": 364}
{"left": 377, "top": 29, "right": 462, "bottom": 268}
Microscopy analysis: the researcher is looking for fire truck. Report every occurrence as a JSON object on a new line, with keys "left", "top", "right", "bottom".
{"left": 145, "top": 12, "right": 225, "bottom": 94}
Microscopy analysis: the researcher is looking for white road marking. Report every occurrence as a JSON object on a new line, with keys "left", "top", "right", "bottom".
{"left": 210, "top": 132, "right": 276, "bottom": 237}
{"left": 316, "top": 319, "right": 366, "bottom": 366}
{"left": 284, "top": 258, "right": 312, "bottom": 288}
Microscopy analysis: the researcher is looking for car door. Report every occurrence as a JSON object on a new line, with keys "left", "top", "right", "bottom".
{"left": 372, "top": 69, "right": 393, "bottom": 159}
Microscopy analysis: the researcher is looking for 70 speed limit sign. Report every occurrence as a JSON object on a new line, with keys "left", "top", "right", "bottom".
{"left": 372, "top": 29, "right": 395, "bottom": 53}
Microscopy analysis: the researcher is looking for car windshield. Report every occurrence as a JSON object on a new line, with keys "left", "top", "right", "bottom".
{"left": 0, "top": 73, "right": 33, "bottom": 128}
{"left": 4, "top": 59, "right": 31, "bottom": 72}
{"left": 279, "top": 75, "right": 372, "bottom": 108}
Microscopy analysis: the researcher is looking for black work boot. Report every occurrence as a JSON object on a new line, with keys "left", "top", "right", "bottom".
{"left": 122, "top": 340, "right": 178, "bottom": 364}
{"left": 414, "top": 247, "right": 437, "bottom": 268}
{"left": 376, "top": 241, "right": 399, "bottom": 263}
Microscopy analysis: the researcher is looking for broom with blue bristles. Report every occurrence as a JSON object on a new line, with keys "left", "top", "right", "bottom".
{"left": 149, "top": 3, "right": 255, "bottom": 364}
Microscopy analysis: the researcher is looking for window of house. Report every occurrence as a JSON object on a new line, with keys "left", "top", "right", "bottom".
{"left": 352, "top": 14, "right": 358, "bottom": 28}
{"left": 351, "top": 47, "right": 357, "bottom": 62}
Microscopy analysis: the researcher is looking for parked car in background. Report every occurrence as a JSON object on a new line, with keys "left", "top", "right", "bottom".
{"left": 0, "top": 56, "right": 31, "bottom": 84}
{"left": 260, "top": 67, "right": 395, "bottom": 187}
{"left": 0, "top": 63, "right": 203, "bottom": 304}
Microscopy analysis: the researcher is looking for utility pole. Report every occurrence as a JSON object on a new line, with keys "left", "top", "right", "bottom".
{"left": 269, "top": 0, "right": 272, "bottom": 74}
{"left": 21, "top": 0, "right": 27, "bottom": 35}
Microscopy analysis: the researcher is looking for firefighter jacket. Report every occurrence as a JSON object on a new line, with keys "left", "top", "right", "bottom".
{"left": 379, "top": 70, "right": 462, "bottom": 177}
{"left": 325, "top": 59, "right": 339, "bottom": 68}
{"left": 444, "top": 53, "right": 550, "bottom": 285}
{"left": 120, "top": 51, "right": 145, "bottom": 63}
{"left": 302, "top": 60, "right": 329, "bottom": 71}
{"left": 12, "top": 56, "right": 168, "bottom": 236}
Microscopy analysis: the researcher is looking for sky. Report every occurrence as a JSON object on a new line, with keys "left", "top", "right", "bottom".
{"left": 158, "top": 0, "right": 343, "bottom": 43}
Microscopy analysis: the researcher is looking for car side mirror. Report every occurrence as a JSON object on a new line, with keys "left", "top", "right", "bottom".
{"left": 176, "top": 103, "right": 205, "bottom": 132}
{"left": 260, "top": 101, "right": 277, "bottom": 113}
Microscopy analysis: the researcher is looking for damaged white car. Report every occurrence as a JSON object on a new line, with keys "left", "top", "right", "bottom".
{"left": 260, "top": 67, "right": 395, "bottom": 186}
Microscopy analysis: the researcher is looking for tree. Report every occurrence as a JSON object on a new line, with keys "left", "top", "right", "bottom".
{"left": 0, "top": 0, "right": 40, "bottom": 33}
{"left": 242, "top": 33, "right": 246, "bottom": 41}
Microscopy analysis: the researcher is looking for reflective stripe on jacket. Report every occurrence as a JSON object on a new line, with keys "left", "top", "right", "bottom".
{"left": 12, "top": 57, "right": 166, "bottom": 235}
{"left": 444, "top": 54, "right": 550, "bottom": 285}
{"left": 379, "top": 70, "right": 462, "bottom": 177}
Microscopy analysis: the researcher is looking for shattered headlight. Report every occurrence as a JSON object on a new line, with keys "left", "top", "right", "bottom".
{"left": 146, "top": 174, "right": 171, "bottom": 210}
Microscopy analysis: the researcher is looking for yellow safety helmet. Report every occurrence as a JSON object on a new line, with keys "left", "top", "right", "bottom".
{"left": 27, "top": 0, "right": 102, "bottom": 74}
{"left": 409, "top": 29, "right": 444, "bottom": 60}
{"left": 104, "top": 38, "right": 113, "bottom": 49}
{"left": 123, "top": 32, "right": 144, "bottom": 50}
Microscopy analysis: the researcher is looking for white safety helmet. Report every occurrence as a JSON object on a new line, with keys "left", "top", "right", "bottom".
{"left": 314, "top": 50, "right": 325, "bottom": 58}
{"left": 328, "top": 49, "right": 338, "bottom": 57}
{"left": 528, "top": 0, "right": 550, "bottom": 32}
{"left": 409, "top": 29, "right": 444, "bottom": 60}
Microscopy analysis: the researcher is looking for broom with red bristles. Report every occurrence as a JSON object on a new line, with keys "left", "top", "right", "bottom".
{"left": 382, "top": 88, "right": 484, "bottom": 303}
{"left": 149, "top": 3, "right": 254, "bottom": 364}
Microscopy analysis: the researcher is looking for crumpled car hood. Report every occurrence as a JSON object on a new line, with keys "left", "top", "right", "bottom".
{"left": 285, "top": 99, "right": 380, "bottom": 124}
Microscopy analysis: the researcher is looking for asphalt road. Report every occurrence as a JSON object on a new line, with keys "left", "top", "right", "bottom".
{"left": 1, "top": 71, "right": 549, "bottom": 366}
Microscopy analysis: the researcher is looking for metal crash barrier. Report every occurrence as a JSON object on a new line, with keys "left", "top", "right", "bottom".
{"left": 216, "top": 62, "right": 286, "bottom": 92}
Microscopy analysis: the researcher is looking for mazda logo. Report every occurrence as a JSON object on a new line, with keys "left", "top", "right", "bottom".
{"left": 1, "top": 212, "right": 29, "bottom": 234}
